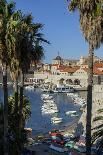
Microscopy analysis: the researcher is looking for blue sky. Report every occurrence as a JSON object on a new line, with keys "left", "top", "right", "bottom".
{"left": 8, "top": 0, "right": 103, "bottom": 63}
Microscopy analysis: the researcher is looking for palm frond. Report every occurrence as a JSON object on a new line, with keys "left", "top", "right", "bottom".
{"left": 97, "top": 109, "right": 103, "bottom": 113}
{"left": 92, "top": 124, "right": 103, "bottom": 131}
{"left": 93, "top": 116, "right": 103, "bottom": 122}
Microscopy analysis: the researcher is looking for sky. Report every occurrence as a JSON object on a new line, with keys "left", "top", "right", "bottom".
{"left": 8, "top": 0, "right": 103, "bottom": 63}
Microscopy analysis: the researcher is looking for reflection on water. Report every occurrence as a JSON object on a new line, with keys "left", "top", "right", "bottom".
{"left": 0, "top": 87, "right": 87, "bottom": 135}
{"left": 24, "top": 89, "right": 83, "bottom": 135}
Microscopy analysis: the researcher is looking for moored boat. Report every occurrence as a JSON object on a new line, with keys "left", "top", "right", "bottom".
{"left": 51, "top": 117, "right": 63, "bottom": 124}
{"left": 65, "top": 111, "right": 77, "bottom": 116}
{"left": 53, "top": 86, "right": 75, "bottom": 93}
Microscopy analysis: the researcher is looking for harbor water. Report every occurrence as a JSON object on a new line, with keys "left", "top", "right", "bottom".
{"left": 0, "top": 87, "right": 87, "bottom": 135}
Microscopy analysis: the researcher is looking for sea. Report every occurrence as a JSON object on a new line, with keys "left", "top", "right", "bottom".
{"left": 0, "top": 86, "right": 87, "bottom": 135}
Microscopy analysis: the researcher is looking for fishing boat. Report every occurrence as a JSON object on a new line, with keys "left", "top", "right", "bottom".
{"left": 65, "top": 111, "right": 77, "bottom": 116}
{"left": 53, "top": 86, "right": 75, "bottom": 93}
{"left": 51, "top": 117, "right": 63, "bottom": 124}
{"left": 41, "top": 95, "right": 53, "bottom": 100}
{"left": 70, "top": 113, "right": 79, "bottom": 117}
{"left": 42, "top": 109, "right": 59, "bottom": 115}
{"left": 24, "top": 85, "right": 34, "bottom": 90}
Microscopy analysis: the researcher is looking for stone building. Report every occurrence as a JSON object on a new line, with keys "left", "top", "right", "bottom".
{"left": 52, "top": 54, "right": 103, "bottom": 67}
{"left": 52, "top": 55, "right": 63, "bottom": 65}
{"left": 63, "top": 59, "right": 80, "bottom": 66}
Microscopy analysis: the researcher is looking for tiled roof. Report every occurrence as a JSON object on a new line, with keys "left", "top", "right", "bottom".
{"left": 83, "top": 67, "right": 103, "bottom": 75}
{"left": 57, "top": 66, "right": 80, "bottom": 73}
{"left": 94, "top": 63, "right": 103, "bottom": 68}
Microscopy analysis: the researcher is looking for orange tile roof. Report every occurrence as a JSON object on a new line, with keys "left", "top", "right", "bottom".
{"left": 83, "top": 67, "right": 103, "bottom": 75}
{"left": 58, "top": 66, "right": 80, "bottom": 73}
{"left": 94, "top": 63, "right": 103, "bottom": 68}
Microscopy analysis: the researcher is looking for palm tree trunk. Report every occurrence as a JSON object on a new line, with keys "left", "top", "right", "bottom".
{"left": 14, "top": 78, "right": 18, "bottom": 111}
{"left": 19, "top": 72, "right": 24, "bottom": 130}
{"left": 3, "top": 64, "right": 8, "bottom": 155}
{"left": 86, "top": 45, "right": 93, "bottom": 155}
{"left": 14, "top": 78, "right": 19, "bottom": 132}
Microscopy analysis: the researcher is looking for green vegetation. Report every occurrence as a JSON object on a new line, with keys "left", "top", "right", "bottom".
{"left": 0, "top": 94, "right": 31, "bottom": 155}
{"left": 92, "top": 108, "right": 103, "bottom": 154}
{"left": 0, "top": 0, "right": 49, "bottom": 154}
{"left": 67, "top": 0, "right": 103, "bottom": 154}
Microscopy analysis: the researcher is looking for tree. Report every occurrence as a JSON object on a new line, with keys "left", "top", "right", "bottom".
{"left": 0, "top": 94, "right": 31, "bottom": 155}
{"left": 67, "top": 0, "right": 103, "bottom": 154}
{"left": 92, "top": 108, "right": 103, "bottom": 155}
{"left": 0, "top": 1, "right": 17, "bottom": 154}
{"left": 7, "top": 10, "right": 22, "bottom": 133}
{"left": 14, "top": 14, "right": 49, "bottom": 134}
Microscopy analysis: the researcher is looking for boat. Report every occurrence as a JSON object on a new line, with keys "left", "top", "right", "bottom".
{"left": 42, "top": 105, "right": 57, "bottom": 110}
{"left": 42, "top": 107, "right": 58, "bottom": 112}
{"left": 24, "top": 85, "right": 34, "bottom": 90}
{"left": 52, "top": 120, "right": 62, "bottom": 124}
{"left": 53, "top": 86, "right": 75, "bottom": 93}
{"left": 65, "top": 111, "right": 77, "bottom": 116}
{"left": 41, "top": 94, "right": 50, "bottom": 97}
{"left": 41, "top": 94, "right": 53, "bottom": 100}
{"left": 42, "top": 109, "right": 59, "bottom": 115}
{"left": 43, "top": 99, "right": 55, "bottom": 103}
{"left": 51, "top": 117, "right": 63, "bottom": 124}
{"left": 70, "top": 113, "right": 79, "bottom": 117}
{"left": 67, "top": 93, "right": 79, "bottom": 98}
{"left": 41, "top": 87, "right": 53, "bottom": 93}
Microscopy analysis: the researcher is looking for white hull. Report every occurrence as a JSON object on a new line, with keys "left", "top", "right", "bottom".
{"left": 51, "top": 117, "right": 62, "bottom": 124}
{"left": 51, "top": 120, "right": 62, "bottom": 124}
{"left": 42, "top": 109, "right": 58, "bottom": 114}
{"left": 65, "top": 111, "right": 77, "bottom": 115}
{"left": 53, "top": 86, "right": 74, "bottom": 93}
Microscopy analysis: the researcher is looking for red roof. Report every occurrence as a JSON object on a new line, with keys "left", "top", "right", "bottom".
{"left": 94, "top": 63, "right": 103, "bottom": 68}
{"left": 83, "top": 67, "right": 103, "bottom": 75}
{"left": 57, "top": 66, "right": 80, "bottom": 73}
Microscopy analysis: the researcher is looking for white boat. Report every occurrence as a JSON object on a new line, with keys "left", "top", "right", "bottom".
{"left": 51, "top": 117, "right": 62, "bottom": 121}
{"left": 51, "top": 117, "right": 62, "bottom": 124}
{"left": 41, "top": 94, "right": 50, "bottom": 97}
{"left": 70, "top": 113, "right": 79, "bottom": 117}
{"left": 42, "top": 105, "right": 57, "bottom": 110}
{"left": 53, "top": 86, "right": 74, "bottom": 93}
{"left": 52, "top": 120, "right": 62, "bottom": 124}
{"left": 41, "top": 95, "right": 53, "bottom": 100}
{"left": 67, "top": 93, "right": 79, "bottom": 97}
{"left": 42, "top": 109, "right": 59, "bottom": 114}
{"left": 41, "top": 87, "right": 53, "bottom": 93}
{"left": 43, "top": 99, "right": 55, "bottom": 103}
{"left": 42, "top": 107, "right": 58, "bottom": 112}
{"left": 24, "top": 85, "right": 34, "bottom": 90}
{"left": 65, "top": 111, "right": 77, "bottom": 115}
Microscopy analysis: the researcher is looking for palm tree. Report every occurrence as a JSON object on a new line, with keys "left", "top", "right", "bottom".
{"left": 0, "top": 1, "right": 17, "bottom": 154}
{"left": 7, "top": 11, "right": 22, "bottom": 133}
{"left": 0, "top": 94, "right": 31, "bottom": 155}
{"left": 12, "top": 14, "right": 49, "bottom": 136}
{"left": 92, "top": 108, "right": 103, "bottom": 154}
{"left": 68, "top": 0, "right": 103, "bottom": 154}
